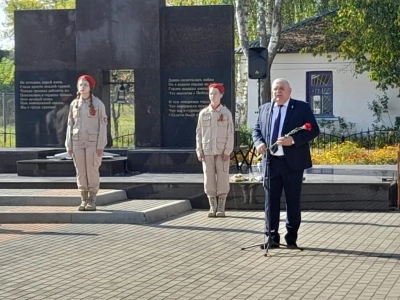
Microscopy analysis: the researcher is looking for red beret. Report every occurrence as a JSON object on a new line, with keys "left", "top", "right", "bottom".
{"left": 77, "top": 75, "right": 96, "bottom": 89}
{"left": 208, "top": 83, "right": 225, "bottom": 93}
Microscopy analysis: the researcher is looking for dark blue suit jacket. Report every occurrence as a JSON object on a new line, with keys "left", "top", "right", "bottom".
{"left": 252, "top": 98, "right": 320, "bottom": 171}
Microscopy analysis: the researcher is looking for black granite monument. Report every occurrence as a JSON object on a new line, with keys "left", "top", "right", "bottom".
{"left": 12, "top": 0, "right": 235, "bottom": 174}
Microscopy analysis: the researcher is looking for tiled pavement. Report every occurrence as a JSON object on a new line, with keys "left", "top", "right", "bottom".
{"left": 0, "top": 189, "right": 115, "bottom": 196}
{"left": 0, "top": 199, "right": 187, "bottom": 212}
{"left": 0, "top": 189, "right": 129, "bottom": 208}
{"left": 0, "top": 199, "right": 192, "bottom": 224}
{"left": 1, "top": 210, "right": 399, "bottom": 300}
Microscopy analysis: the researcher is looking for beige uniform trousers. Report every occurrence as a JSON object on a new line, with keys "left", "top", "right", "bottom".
{"left": 202, "top": 155, "right": 230, "bottom": 198}
{"left": 72, "top": 140, "right": 102, "bottom": 192}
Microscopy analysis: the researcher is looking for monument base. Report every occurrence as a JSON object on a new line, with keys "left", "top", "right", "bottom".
{"left": 0, "top": 148, "right": 207, "bottom": 174}
{"left": 126, "top": 148, "right": 203, "bottom": 173}
{"left": 17, "top": 157, "right": 127, "bottom": 177}
{"left": 0, "top": 148, "right": 64, "bottom": 173}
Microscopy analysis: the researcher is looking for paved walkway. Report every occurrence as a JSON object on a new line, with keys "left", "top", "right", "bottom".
{"left": 0, "top": 210, "right": 399, "bottom": 300}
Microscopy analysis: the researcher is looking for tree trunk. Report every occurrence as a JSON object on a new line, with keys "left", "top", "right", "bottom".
{"left": 235, "top": 0, "right": 250, "bottom": 58}
{"left": 266, "top": 0, "right": 274, "bottom": 33}
{"left": 263, "top": 0, "right": 283, "bottom": 104}
{"left": 268, "top": 0, "right": 283, "bottom": 68}
{"left": 235, "top": 55, "right": 248, "bottom": 125}
{"left": 111, "top": 85, "right": 121, "bottom": 138}
{"left": 235, "top": 0, "right": 250, "bottom": 126}
{"left": 111, "top": 104, "right": 120, "bottom": 138}
{"left": 257, "top": 0, "right": 268, "bottom": 104}
{"left": 257, "top": 0, "right": 267, "bottom": 48}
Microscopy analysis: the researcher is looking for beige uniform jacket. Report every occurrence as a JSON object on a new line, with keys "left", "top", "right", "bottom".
{"left": 65, "top": 95, "right": 108, "bottom": 151}
{"left": 196, "top": 105, "right": 234, "bottom": 157}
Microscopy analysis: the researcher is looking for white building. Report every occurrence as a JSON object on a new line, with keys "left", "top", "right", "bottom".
{"left": 240, "top": 10, "right": 399, "bottom": 132}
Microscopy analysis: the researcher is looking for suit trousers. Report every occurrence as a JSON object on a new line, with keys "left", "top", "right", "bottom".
{"left": 72, "top": 141, "right": 102, "bottom": 192}
{"left": 202, "top": 154, "right": 230, "bottom": 198}
{"left": 264, "top": 156, "right": 304, "bottom": 244}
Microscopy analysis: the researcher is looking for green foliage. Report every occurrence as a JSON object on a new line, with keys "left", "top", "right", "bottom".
{"left": 317, "top": 116, "right": 356, "bottom": 135}
{"left": 166, "top": 0, "right": 232, "bottom": 4}
{"left": 110, "top": 106, "right": 135, "bottom": 148}
{"left": 282, "top": 0, "right": 326, "bottom": 27}
{"left": 0, "top": 126, "right": 16, "bottom": 147}
{"left": 0, "top": 50, "right": 11, "bottom": 60}
{"left": 317, "top": 0, "right": 400, "bottom": 90}
{"left": 367, "top": 93, "right": 400, "bottom": 130}
{"left": 0, "top": 57, "right": 14, "bottom": 92}
{"left": 314, "top": 109, "right": 400, "bottom": 151}
{"left": 237, "top": 124, "right": 252, "bottom": 146}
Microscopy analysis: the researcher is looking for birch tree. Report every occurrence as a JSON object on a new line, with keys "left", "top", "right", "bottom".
{"left": 236, "top": 0, "right": 283, "bottom": 104}
{"left": 264, "top": 0, "right": 284, "bottom": 103}
{"left": 235, "top": 0, "right": 250, "bottom": 58}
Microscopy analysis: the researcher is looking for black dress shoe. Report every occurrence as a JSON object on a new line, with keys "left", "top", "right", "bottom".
{"left": 260, "top": 242, "right": 280, "bottom": 250}
{"left": 286, "top": 242, "right": 298, "bottom": 249}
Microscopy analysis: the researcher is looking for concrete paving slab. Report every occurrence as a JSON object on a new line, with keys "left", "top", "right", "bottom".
{"left": 0, "top": 189, "right": 127, "bottom": 206}
{"left": 0, "top": 199, "right": 192, "bottom": 224}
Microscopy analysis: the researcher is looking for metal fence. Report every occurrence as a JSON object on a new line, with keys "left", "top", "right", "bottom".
{"left": 228, "top": 129, "right": 400, "bottom": 167}
{"left": 311, "top": 130, "right": 400, "bottom": 151}
{"left": 0, "top": 92, "right": 136, "bottom": 148}
{"left": 0, "top": 92, "right": 16, "bottom": 147}
{"left": 233, "top": 129, "right": 400, "bottom": 160}
{"left": 111, "top": 132, "right": 135, "bottom": 148}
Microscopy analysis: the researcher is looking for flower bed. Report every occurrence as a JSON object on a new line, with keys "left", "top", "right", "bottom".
{"left": 231, "top": 142, "right": 397, "bottom": 165}
{"left": 311, "top": 142, "right": 397, "bottom": 165}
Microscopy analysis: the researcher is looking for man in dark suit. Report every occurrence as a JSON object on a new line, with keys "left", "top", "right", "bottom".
{"left": 253, "top": 78, "right": 320, "bottom": 249}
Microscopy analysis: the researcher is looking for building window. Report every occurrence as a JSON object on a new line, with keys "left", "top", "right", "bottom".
{"left": 306, "top": 71, "right": 333, "bottom": 116}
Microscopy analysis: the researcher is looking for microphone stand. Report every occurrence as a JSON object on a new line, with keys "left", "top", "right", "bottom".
{"left": 241, "top": 99, "right": 302, "bottom": 256}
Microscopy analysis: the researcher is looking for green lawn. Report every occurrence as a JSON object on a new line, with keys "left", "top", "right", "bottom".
{"left": 0, "top": 126, "right": 16, "bottom": 147}
{"left": 109, "top": 104, "right": 135, "bottom": 147}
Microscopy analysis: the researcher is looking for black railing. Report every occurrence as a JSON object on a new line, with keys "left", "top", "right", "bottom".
{"left": 112, "top": 132, "right": 135, "bottom": 148}
{"left": 311, "top": 130, "right": 400, "bottom": 151}
{"left": 232, "top": 131, "right": 256, "bottom": 169}
{"left": 230, "top": 129, "right": 400, "bottom": 167}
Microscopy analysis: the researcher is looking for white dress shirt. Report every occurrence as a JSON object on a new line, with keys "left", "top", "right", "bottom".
{"left": 269, "top": 100, "right": 289, "bottom": 156}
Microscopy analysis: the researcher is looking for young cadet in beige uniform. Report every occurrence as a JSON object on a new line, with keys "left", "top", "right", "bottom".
{"left": 65, "top": 75, "right": 108, "bottom": 211}
{"left": 196, "top": 83, "right": 234, "bottom": 217}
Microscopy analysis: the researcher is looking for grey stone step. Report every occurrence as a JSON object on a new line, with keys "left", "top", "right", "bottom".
{"left": 0, "top": 189, "right": 127, "bottom": 206}
{"left": 0, "top": 199, "right": 192, "bottom": 224}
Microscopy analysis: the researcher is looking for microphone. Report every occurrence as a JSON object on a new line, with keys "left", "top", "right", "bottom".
{"left": 266, "top": 99, "right": 275, "bottom": 149}
{"left": 270, "top": 99, "right": 276, "bottom": 109}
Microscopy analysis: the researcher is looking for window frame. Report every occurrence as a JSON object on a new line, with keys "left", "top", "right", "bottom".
{"left": 306, "top": 71, "right": 334, "bottom": 117}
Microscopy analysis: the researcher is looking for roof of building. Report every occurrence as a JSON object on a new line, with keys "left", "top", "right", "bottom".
{"left": 235, "top": 8, "right": 339, "bottom": 54}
